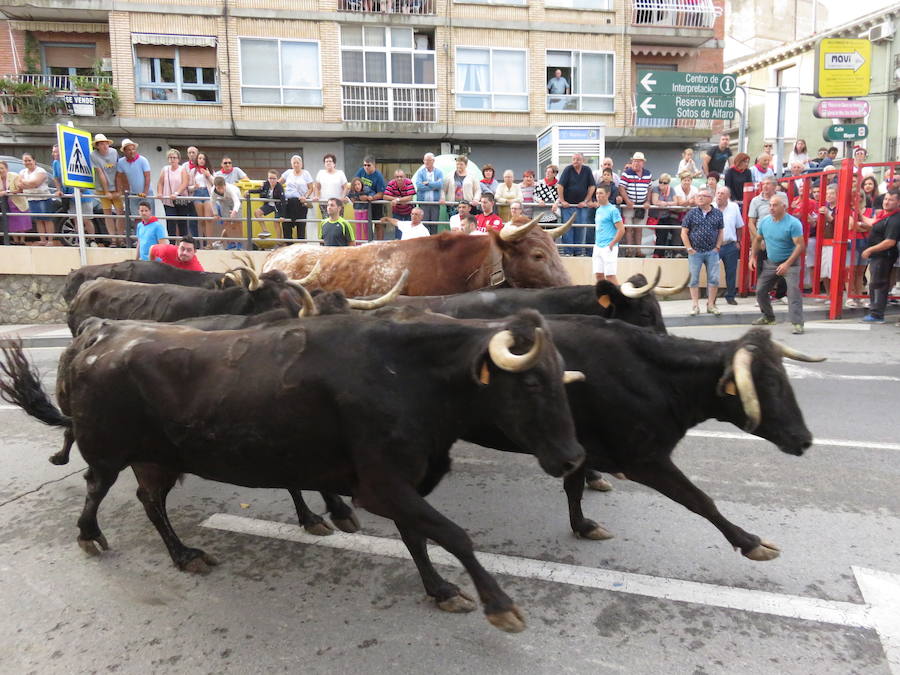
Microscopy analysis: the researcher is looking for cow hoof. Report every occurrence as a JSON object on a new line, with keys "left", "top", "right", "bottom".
{"left": 77, "top": 535, "right": 108, "bottom": 556}
{"left": 181, "top": 551, "right": 220, "bottom": 575}
{"left": 744, "top": 540, "right": 781, "bottom": 561}
{"left": 304, "top": 522, "right": 334, "bottom": 537}
{"left": 331, "top": 513, "right": 361, "bottom": 533}
{"left": 486, "top": 606, "right": 526, "bottom": 633}
{"left": 577, "top": 523, "right": 614, "bottom": 540}
{"left": 437, "top": 591, "right": 477, "bottom": 614}
{"left": 49, "top": 452, "right": 70, "bottom": 466}
{"left": 586, "top": 476, "right": 613, "bottom": 492}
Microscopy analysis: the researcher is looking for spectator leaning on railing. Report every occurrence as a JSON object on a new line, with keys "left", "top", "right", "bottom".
{"left": 619, "top": 152, "right": 652, "bottom": 258}
{"left": 116, "top": 139, "right": 152, "bottom": 219}
{"left": 441, "top": 155, "right": 479, "bottom": 217}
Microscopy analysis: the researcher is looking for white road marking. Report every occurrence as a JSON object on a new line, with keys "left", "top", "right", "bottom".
{"left": 686, "top": 429, "right": 900, "bottom": 452}
{"left": 202, "top": 513, "right": 900, "bottom": 672}
{"left": 785, "top": 363, "right": 900, "bottom": 382}
{"left": 806, "top": 322, "right": 871, "bottom": 331}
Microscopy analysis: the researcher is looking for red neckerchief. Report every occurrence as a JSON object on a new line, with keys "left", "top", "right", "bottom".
{"left": 545, "top": 178, "right": 558, "bottom": 186}
{"left": 125, "top": 153, "right": 141, "bottom": 163}
{"left": 875, "top": 208, "right": 899, "bottom": 223}
{"left": 188, "top": 161, "right": 197, "bottom": 170}
{"left": 480, "top": 178, "right": 493, "bottom": 185}
{"left": 754, "top": 163, "right": 766, "bottom": 172}
{"left": 141, "top": 216, "right": 158, "bottom": 225}
{"left": 220, "top": 167, "right": 233, "bottom": 175}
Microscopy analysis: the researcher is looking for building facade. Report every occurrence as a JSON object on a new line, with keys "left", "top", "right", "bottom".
{"left": 1, "top": 0, "right": 725, "bottom": 177}
{"left": 727, "top": 7, "right": 900, "bottom": 166}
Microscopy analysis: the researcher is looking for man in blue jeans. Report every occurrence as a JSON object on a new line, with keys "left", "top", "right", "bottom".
{"left": 557, "top": 152, "right": 596, "bottom": 256}
{"left": 715, "top": 185, "right": 744, "bottom": 304}
{"left": 681, "top": 187, "right": 724, "bottom": 316}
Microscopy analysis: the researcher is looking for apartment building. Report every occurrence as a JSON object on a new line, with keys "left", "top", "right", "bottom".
{"left": 0, "top": 0, "right": 724, "bottom": 176}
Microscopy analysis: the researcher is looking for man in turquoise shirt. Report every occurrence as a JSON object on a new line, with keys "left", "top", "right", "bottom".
{"left": 750, "top": 195, "right": 805, "bottom": 333}
{"left": 591, "top": 184, "right": 625, "bottom": 284}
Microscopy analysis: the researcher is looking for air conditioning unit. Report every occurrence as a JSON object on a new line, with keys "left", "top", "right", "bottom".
{"left": 867, "top": 22, "right": 894, "bottom": 42}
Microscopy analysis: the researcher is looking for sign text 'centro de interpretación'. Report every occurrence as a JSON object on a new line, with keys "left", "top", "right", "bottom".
{"left": 636, "top": 71, "right": 736, "bottom": 121}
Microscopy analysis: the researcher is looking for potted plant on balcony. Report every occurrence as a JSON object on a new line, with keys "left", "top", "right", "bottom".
{"left": 0, "top": 78, "right": 62, "bottom": 125}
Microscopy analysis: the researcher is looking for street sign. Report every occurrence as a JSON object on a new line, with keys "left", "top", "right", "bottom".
{"left": 62, "top": 94, "right": 96, "bottom": 117}
{"left": 55, "top": 123, "right": 94, "bottom": 189}
{"left": 813, "top": 99, "right": 871, "bottom": 119}
{"left": 636, "top": 71, "right": 736, "bottom": 121}
{"left": 822, "top": 124, "right": 868, "bottom": 142}
{"left": 814, "top": 38, "right": 872, "bottom": 98}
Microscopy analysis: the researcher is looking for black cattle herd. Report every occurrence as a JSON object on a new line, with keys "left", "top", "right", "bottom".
{"left": 0, "top": 259, "right": 826, "bottom": 633}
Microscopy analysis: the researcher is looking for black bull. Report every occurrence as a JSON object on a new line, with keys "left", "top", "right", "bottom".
{"left": 0, "top": 311, "right": 585, "bottom": 633}
{"left": 62, "top": 260, "right": 233, "bottom": 305}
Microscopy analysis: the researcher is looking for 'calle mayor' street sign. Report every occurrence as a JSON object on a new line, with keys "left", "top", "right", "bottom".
{"left": 636, "top": 71, "right": 736, "bottom": 121}
{"left": 823, "top": 124, "right": 868, "bottom": 142}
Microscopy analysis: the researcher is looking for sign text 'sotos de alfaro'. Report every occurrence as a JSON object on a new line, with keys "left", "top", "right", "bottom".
{"left": 635, "top": 71, "right": 736, "bottom": 121}
{"left": 814, "top": 38, "right": 872, "bottom": 98}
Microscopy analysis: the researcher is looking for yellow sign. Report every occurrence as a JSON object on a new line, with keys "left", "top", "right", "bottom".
{"left": 814, "top": 38, "right": 871, "bottom": 98}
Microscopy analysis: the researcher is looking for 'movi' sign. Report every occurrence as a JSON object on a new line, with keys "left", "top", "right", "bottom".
{"left": 814, "top": 38, "right": 871, "bottom": 98}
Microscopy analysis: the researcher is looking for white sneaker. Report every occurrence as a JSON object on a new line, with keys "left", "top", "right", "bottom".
{"left": 845, "top": 299, "right": 858, "bottom": 308}
{"left": 779, "top": 297, "right": 789, "bottom": 305}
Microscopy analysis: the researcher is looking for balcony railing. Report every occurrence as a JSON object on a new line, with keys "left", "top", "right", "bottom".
{"left": 338, "top": 0, "right": 435, "bottom": 14}
{"left": 630, "top": 0, "right": 720, "bottom": 29}
{"left": 342, "top": 85, "right": 437, "bottom": 123}
{"left": 3, "top": 73, "right": 112, "bottom": 91}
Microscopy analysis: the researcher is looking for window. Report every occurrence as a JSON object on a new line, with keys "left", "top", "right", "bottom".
{"left": 545, "top": 0, "right": 610, "bottom": 9}
{"left": 42, "top": 43, "right": 96, "bottom": 79}
{"left": 239, "top": 38, "right": 322, "bottom": 106}
{"left": 455, "top": 47, "right": 527, "bottom": 111}
{"left": 340, "top": 26, "right": 435, "bottom": 86}
{"left": 545, "top": 50, "right": 614, "bottom": 113}
{"left": 136, "top": 45, "right": 219, "bottom": 103}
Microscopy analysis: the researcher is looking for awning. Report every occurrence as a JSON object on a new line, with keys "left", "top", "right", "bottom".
{"left": 8, "top": 21, "right": 108, "bottom": 33}
{"left": 630, "top": 46, "right": 696, "bottom": 57}
{"left": 131, "top": 33, "right": 217, "bottom": 48}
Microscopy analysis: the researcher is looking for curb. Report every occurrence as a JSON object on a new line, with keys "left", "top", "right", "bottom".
{"left": 663, "top": 306, "right": 877, "bottom": 328}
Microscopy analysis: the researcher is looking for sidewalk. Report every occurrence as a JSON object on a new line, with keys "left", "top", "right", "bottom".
{"left": 1, "top": 300, "right": 896, "bottom": 348}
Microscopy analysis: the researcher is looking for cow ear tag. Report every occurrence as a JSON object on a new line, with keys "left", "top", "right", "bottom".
{"left": 479, "top": 361, "right": 491, "bottom": 385}
{"left": 597, "top": 295, "right": 612, "bottom": 309}
{"left": 723, "top": 380, "right": 737, "bottom": 396}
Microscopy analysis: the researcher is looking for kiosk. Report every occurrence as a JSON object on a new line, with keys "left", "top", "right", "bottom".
{"left": 537, "top": 124, "right": 605, "bottom": 176}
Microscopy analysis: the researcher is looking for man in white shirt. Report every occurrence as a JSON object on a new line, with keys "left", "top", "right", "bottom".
{"left": 210, "top": 176, "right": 243, "bottom": 249}
{"left": 449, "top": 201, "right": 472, "bottom": 231}
{"left": 715, "top": 185, "right": 744, "bottom": 305}
{"left": 380, "top": 207, "right": 431, "bottom": 240}
{"left": 213, "top": 157, "right": 248, "bottom": 185}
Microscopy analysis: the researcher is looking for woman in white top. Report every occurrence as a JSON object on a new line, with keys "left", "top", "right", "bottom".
{"left": 312, "top": 153, "right": 349, "bottom": 241}
{"left": 157, "top": 148, "right": 191, "bottom": 238}
{"left": 493, "top": 170, "right": 523, "bottom": 221}
{"left": 676, "top": 148, "right": 703, "bottom": 179}
{"left": 673, "top": 171, "right": 698, "bottom": 207}
{"left": 787, "top": 139, "right": 809, "bottom": 169}
{"left": 18, "top": 153, "right": 55, "bottom": 245}
{"left": 191, "top": 152, "right": 216, "bottom": 247}
{"left": 280, "top": 155, "right": 314, "bottom": 240}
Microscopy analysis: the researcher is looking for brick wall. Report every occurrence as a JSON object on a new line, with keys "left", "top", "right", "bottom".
{"left": 0, "top": 22, "right": 26, "bottom": 75}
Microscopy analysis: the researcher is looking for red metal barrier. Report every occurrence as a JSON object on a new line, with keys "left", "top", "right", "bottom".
{"left": 737, "top": 159, "right": 900, "bottom": 320}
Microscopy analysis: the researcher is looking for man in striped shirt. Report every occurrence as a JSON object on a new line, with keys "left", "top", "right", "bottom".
{"left": 618, "top": 152, "right": 653, "bottom": 257}
{"left": 385, "top": 169, "right": 418, "bottom": 225}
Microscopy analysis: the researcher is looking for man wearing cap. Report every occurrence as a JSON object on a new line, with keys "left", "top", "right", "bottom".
{"left": 619, "top": 152, "right": 653, "bottom": 257}
{"left": 91, "top": 134, "right": 125, "bottom": 247}
{"left": 115, "top": 138, "right": 153, "bottom": 223}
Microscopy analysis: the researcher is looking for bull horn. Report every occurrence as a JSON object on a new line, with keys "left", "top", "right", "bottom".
{"left": 620, "top": 268, "right": 662, "bottom": 299}
{"left": 287, "top": 281, "right": 317, "bottom": 317}
{"left": 487, "top": 328, "right": 544, "bottom": 372}
{"left": 230, "top": 266, "right": 260, "bottom": 291}
{"left": 653, "top": 273, "right": 690, "bottom": 297}
{"left": 563, "top": 370, "right": 585, "bottom": 384}
{"left": 499, "top": 216, "right": 541, "bottom": 242}
{"left": 770, "top": 340, "right": 827, "bottom": 363}
{"left": 297, "top": 260, "right": 322, "bottom": 286}
{"left": 223, "top": 271, "right": 242, "bottom": 287}
{"left": 545, "top": 213, "right": 576, "bottom": 239}
{"left": 346, "top": 270, "right": 410, "bottom": 310}
{"left": 733, "top": 346, "right": 761, "bottom": 432}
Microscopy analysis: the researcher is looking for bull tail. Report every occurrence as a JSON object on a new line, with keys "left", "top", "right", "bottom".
{"left": 0, "top": 339, "right": 72, "bottom": 430}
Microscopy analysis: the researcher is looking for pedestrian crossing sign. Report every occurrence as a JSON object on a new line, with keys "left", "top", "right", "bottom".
{"left": 56, "top": 123, "right": 94, "bottom": 189}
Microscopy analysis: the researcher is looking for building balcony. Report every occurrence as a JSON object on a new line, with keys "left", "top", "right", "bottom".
{"left": 0, "top": 74, "right": 118, "bottom": 125}
{"left": 337, "top": 0, "right": 435, "bottom": 15}
{"left": 341, "top": 85, "right": 437, "bottom": 123}
{"left": 627, "top": 0, "right": 720, "bottom": 44}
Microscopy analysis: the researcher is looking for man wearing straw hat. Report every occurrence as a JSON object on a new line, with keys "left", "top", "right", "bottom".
{"left": 115, "top": 138, "right": 153, "bottom": 227}
{"left": 91, "top": 133, "right": 125, "bottom": 246}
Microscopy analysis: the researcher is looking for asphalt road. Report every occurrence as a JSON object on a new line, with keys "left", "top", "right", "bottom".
{"left": 1, "top": 320, "right": 898, "bottom": 674}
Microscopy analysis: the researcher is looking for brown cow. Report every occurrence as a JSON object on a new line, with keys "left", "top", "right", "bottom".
{"left": 262, "top": 218, "right": 574, "bottom": 296}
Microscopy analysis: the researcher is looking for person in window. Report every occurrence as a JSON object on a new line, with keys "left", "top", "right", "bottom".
{"left": 319, "top": 197, "right": 355, "bottom": 247}
{"left": 547, "top": 68, "right": 570, "bottom": 110}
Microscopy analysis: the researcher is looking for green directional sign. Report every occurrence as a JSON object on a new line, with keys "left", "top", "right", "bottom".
{"left": 823, "top": 124, "right": 868, "bottom": 142}
{"left": 636, "top": 70, "right": 737, "bottom": 121}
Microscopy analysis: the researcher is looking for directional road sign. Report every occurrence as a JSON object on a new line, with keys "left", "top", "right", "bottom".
{"left": 814, "top": 38, "right": 871, "bottom": 98}
{"left": 636, "top": 70, "right": 736, "bottom": 121}
{"left": 813, "top": 99, "right": 871, "bottom": 119}
{"left": 823, "top": 124, "right": 868, "bottom": 142}
{"left": 55, "top": 123, "right": 94, "bottom": 189}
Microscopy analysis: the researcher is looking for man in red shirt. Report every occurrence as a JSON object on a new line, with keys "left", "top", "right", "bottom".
{"left": 150, "top": 235, "right": 204, "bottom": 271}
{"left": 475, "top": 193, "right": 504, "bottom": 233}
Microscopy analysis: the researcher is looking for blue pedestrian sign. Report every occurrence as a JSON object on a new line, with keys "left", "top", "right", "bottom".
{"left": 56, "top": 123, "right": 94, "bottom": 189}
